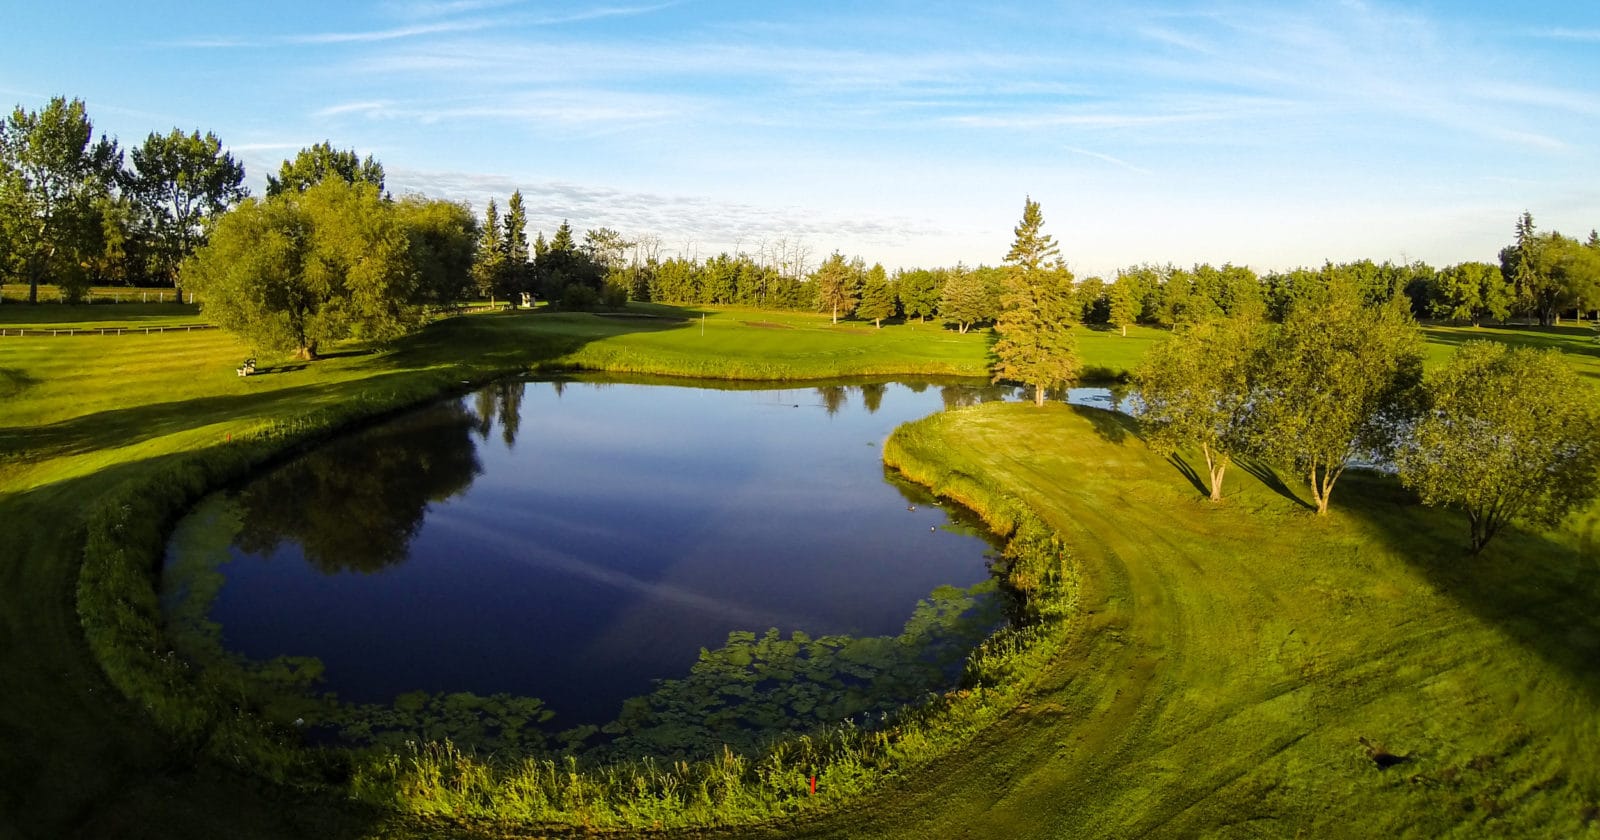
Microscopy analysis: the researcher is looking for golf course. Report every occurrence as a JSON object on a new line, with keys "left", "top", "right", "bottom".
{"left": 2, "top": 299, "right": 1597, "bottom": 838}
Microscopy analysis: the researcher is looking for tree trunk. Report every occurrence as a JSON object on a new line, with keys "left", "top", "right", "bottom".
{"left": 831, "top": 304, "right": 838, "bottom": 325}
{"left": 1202, "top": 443, "right": 1227, "bottom": 502}
{"left": 296, "top": 344, "right": 318, "bottom": 361}
{"left": 1034, "top": 384, "right": 1046, "bottom": 406}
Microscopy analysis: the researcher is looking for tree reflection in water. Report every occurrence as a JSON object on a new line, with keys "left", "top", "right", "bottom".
{"left": 233, "top": 397, "right": 493, "bottom": 574}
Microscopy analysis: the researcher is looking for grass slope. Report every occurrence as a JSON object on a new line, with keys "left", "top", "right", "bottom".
{"left": 781, "top": 404, "right": 1597, "bottom": 838}
{"left": 2, "top": 304, "right": 1596, "bottom": 837}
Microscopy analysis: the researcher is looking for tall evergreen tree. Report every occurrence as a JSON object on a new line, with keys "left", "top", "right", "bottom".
{"left": 992, "top": 197, "right": 1080, "bottom": 405}
{"left": 857, "top": 262, "right": 895, "bottom": 327}
{"left": 502, "top": 191, "right": 530, "bottom": 299}
{"left": 813, "top": 251, "right": 859, "bottom": 324}
{"left": 472, "top": 198, "right": 506, "bottom": 300}
{"left": 1107, "top": 278, "right": 1140, "bottom": 336}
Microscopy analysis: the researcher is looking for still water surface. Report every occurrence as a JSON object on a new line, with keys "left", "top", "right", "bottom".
{"left": 163, "top": 379, "right": 1118, "bottom": 726}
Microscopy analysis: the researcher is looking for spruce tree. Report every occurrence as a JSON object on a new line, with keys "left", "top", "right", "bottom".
{"left": 472, "top": 198, "right": 505, "bottom": 301}
{"left": 992, "top": 197, "right": 1080, "bottom": 405}
{"left": 857, "top": 262, "right": 895, "bottom": 327}
{"left": 502, "top": 191, "right": 530, "bottom": 300}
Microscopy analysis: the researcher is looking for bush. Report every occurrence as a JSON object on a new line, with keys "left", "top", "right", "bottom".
{"left": 560, "top": 283, "right": 599, "bottom": 311}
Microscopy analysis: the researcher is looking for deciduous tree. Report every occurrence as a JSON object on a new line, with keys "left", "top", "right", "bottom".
{"left": 265, "top": 141, "right": 384, "bottom": 196}
{"left": 1250, "top": 292, "right": 1423, "bottom": 514}
{"left": 182, "top": 179, "right": 425, "bottom": 360}
{"left": 0, "top": 96, "right": 121, "bottom": 303}
{"left": 127, "top": 128, "right": 247, "bottom": 288}
{"left": 1396, "top": 341, "right": 1600, "bottom": 553}
{"left": 1136, "top": 317, "right": 1264, "bottom": 501}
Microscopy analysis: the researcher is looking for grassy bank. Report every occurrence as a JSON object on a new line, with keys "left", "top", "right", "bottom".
{"left": 788, "top": 403, "right": 1598, "bottom": 838}
{"left": 4, "top": 303, "right": 1597, "bottom": 837}
{"left": 0, "top": 305, "right": 1001, "bottom": 838}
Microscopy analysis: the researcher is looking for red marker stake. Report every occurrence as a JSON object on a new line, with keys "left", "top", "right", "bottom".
{"left": 809, "top": 776, "right": 816, "bottom": 796}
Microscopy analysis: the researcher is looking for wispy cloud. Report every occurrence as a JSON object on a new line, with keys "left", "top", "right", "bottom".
{"left": 169, "top": 2, "right": 679, "bottom": 50}
{"left": 387, "top": 165, "right": 947, "bottom": 256}
{"left": 290, "top": 19, "right": 498, "bottom": 45}
{"left": 1063, "top": 146, "right": 1151, "bottom": 175}
{"left": 1530, "top": 27, "right": 1600, "bottom": 42}
{"left": 311, "top": 100, "right": 393, "bottom": 118}
{"left": 312, "top": 91, "right": 701, "bottom": 130}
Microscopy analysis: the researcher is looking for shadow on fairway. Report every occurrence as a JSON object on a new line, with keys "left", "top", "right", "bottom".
{"left": 1237, "top": 457, "right": 1313, "bottom": 510}
{"left": 1342, "top": 470, "right": 1600, "bottom": 703}
{"left": 0, "top": 307, "right": 702, "bottom": 465}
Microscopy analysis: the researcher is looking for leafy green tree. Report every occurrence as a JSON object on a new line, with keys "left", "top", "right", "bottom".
{"left": 1073, "top": 275, "right": 1107, "bottom": 324}
{"left": 1396, "top": 342, "right": 1600, "bottom": 553}
{"left": 1496, "top": 212, "right": 1598, "bottom": 325}
{"left": 127, "top": 128, "right": 247, "bottom": 288}
{"left": 0, "top": 96, "right": 121, "bottom": 303}
{"left": 938, "top": 263, "right": 992, "bottom": 333}
{"left": 813, "top": 251, "right": 859, "bottom": 324}
{"left": 1216, "top": 263, "right": 1265, "bottom": 320}
{"left": 992, "top": 197, "right": 1080, "bottom": 406}
{"left": 265, "top": 141, "right": 384, "bottom": 196}
{"left": 1427, "top": 262, "right": 1511, "bottom": 325}
{"left": 182, "top": 179, "right": 424, "bottom": 360}
{"left": 1107, "top": 277, "right": 1140, "bottom": 335}
{"left": 1544, "top": 234, "right": 1600, "bottom": 320}
{"left": 1250, "top": 292, "right": 1423, "bottom": 514}
{"left": 1136, "top": 317, "right": 1264, "bottom": 501}
{"left": 394, "top": 196, "right": 477, "bottom": 308}
{"left": 857, "top": 262, "right": 895, "bottom": 327}
{"left": 895, "top": 268, "right": 942, "bottom": 322}
{"left": 582, "top": 226, "right": 631, "bottom": 272}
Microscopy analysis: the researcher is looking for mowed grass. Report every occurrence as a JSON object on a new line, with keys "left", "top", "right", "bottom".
{"left": 0, "top": 304, "right": 998, "bottom": 838}
{"left": 1423, "top": 322, "right": 1600, "bottom": 379}
{"left": 2, "top": 303, "right": 1597, "bottom": 837}
{"left": 784, "top": 403, "right": 1598, "bottom": 838}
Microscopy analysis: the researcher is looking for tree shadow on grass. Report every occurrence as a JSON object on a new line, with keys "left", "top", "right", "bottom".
{"left": 0, "top": 373, "right": 419, "bottom": 463}
{"left": 1423, "top": 323, "right": 1600, "bottom": 360}
{"left": 1068, "top": 404, "right": 1134, "bottom": 445}
{"left": 1, "top": 305, "right": 701, "bottom": 465}
{"left": 1237, "top": 456, "right": 1314, "bottom": 510}
{"left": 1, "top": 451, "right": 389, "bottom": 840}
{"left": 1165, "top": 454, "right": 1209, "bottom": 498}
{"left": 367, "top": 305, "right": 706, "bottom": 376}
{"left": 1340, "top": 471, "right": 1600, "bottom": 703}
{"left": 0, "top": 367, "right": 40, "bottom": 400}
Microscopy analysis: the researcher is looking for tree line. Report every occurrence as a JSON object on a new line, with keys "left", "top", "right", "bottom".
{"left": 0, "top": 96, "right": 248, "bottom": 302}
{"left": 987, "top": 197, "right": 1600, "bottom": 555}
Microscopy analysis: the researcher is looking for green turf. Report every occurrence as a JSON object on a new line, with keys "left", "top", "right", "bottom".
{"left": 2, "top": 305, "right": 1596, "bottom": 837}
{"left": 794, "top": 403, "right": 1598, "bottom": 838}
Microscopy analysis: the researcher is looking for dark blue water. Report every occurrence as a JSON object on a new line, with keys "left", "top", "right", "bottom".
{"left": 163, "top": 379, "right": 1073, "bottom": 727}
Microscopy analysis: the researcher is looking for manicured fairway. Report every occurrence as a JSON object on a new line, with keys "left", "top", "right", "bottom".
{"left": 838, "top": 403, "right": 1598, "bottom": 838}
{"left": 2, "top": 305, "right": 1596, "bottom": 837}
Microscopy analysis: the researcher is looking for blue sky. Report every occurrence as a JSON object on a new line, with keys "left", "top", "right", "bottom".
{"left": 5, "top": 1, "right": 1597, "bottom": 275}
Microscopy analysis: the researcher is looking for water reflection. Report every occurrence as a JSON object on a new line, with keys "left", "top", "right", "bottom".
{"left": 166, "top": 377, "right": 1131, "bottom": 741}
{"left": 234, "top": 401, "right": 483, "bottom": 574}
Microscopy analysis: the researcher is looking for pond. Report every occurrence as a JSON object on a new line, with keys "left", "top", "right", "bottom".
{"left": 161, "top": 378, "right": 1122, "bottom": 754}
